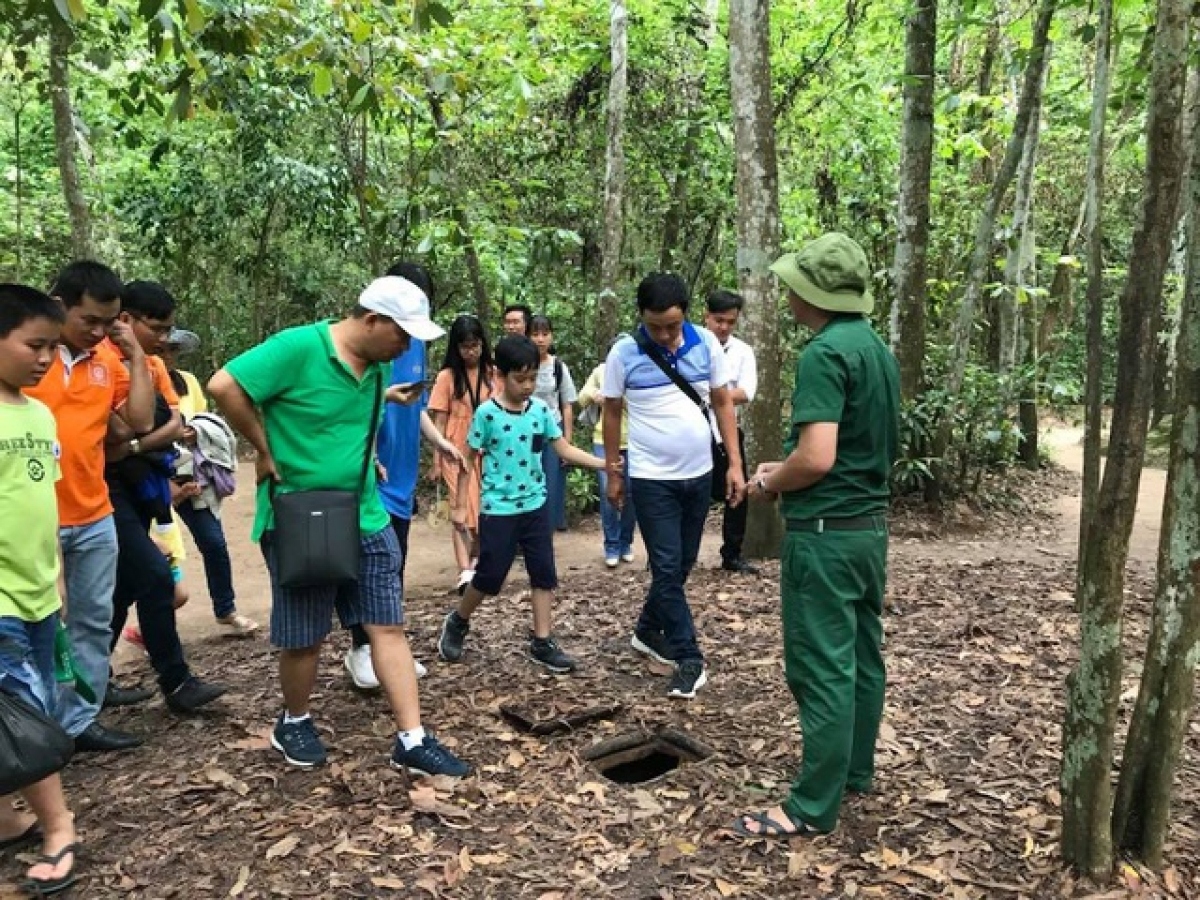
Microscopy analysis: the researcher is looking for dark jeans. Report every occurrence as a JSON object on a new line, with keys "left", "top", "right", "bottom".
{"left": 630, "top": 473, "right": 711, "bottom": 662}
{"left": 720, "top": 428, "right": 749, "bottom": 563}
{"left": 350, "top": 514, "right": 411, "bottom": 649}
{"left": 541, "top": 443, "right": 568, "bottom": 531}
{"left": 109, "top": 481, "right": 191, "bottom": 694}
{"left": 176, "top": 501, "right": 236, "bottom": 619}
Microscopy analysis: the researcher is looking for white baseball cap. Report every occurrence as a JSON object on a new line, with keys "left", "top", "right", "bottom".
{"left": 358, "top": 277, "right": 445, "bottom": 342}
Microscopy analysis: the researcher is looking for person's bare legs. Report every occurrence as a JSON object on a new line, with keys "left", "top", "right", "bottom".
{"left": 363, "top": 625, "right": 420, "bottom": 731}
{"left": 279, "top": 645, "right": 321, "bottom": 716}
{"left": 0, "top": 794, "right": 36, "bottom": 841}
{"left": 451, "top": 528, "right": 471, "bottom": 572}
{"left": 20, "top": 775, "right": 77, "bottom": 884}
{"left": 455, "top": 585, "right": 486, "bottom": 620}
{"left": 531, "top": 588, "right": 553, "bottom": 640}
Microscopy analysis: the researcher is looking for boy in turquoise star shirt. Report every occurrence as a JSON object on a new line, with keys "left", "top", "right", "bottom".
{"left": 439, "top": 336, "right": 609, "bottom": 673}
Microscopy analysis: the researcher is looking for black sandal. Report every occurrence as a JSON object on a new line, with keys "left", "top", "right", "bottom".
{"left": 729, "top": 810, "right": 822, "bottom": 840}
{"left": 21, "top": 842, "right": 79, "bottom": 896}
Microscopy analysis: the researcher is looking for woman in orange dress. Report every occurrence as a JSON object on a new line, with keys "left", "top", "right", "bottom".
{"left": 428, "top": 314, "right": 494, "bottom": 592}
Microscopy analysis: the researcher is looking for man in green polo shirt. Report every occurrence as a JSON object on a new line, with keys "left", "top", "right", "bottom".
{"left": 209, "top": 277, "right": 470, "bottom": 778}
{"left": 733, "top": 233, "right": 899, "bottom": 838}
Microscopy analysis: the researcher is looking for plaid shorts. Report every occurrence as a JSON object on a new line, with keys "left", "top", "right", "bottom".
{"left": 261, "top": 526, "right": 403, "bottom": 650}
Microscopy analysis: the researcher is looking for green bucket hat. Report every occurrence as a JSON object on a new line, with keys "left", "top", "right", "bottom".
{"left": 770, "top": 232, "right": 873, "bottom": 314}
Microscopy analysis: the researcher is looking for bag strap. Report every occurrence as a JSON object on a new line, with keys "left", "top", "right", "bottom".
{"left": 634, "top": 328, "right": 706, "bottom": 411}
{"left": 358, "top": 368, "right": 384, "bottom": 495}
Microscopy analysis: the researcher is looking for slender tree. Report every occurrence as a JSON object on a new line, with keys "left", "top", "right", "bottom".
{"left": 48, "top": 16, "right": 93, "bottom": 258}
{"left": 1111, "top": 52, "right": 1200, "bottom": 868}
{"left": 1061, "top": 0, "right": 1191, "bottom": 878}
{"left": 728, "top": 0, "right": 783, "bottom": 558}
{"left": 890, "top": 0, "right": 937, "bottom": 401}
{"left": 597, "top": 0, "right": 628, "bottom": 357}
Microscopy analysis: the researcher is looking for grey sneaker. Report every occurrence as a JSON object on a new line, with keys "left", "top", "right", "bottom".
{"left": 391, "top": 734, "right": 471, "bottom": 778}
{"left": 631, "top": 629, "right": 672, "bottom": 665}
{"left": 438, "top": 610, "right": 470, "bottom": 662}
{"left": 667, "top": 660, "right": 708, "bottom": 699}
{"left": 529, "top": 636, "right": 577, "bottom": 674}
{"left": 271, "top": 714, "right": 327, "bottom": 767}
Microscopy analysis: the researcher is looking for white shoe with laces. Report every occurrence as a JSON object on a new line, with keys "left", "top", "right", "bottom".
{"left": 345, "top": 644, "right": 426, "bottom": 689}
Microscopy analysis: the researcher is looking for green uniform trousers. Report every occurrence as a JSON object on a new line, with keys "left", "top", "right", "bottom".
{"left": 780, "top": 523, "right": 888, "bottom": 831}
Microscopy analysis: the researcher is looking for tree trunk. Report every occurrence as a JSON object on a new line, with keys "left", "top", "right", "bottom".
{"left": 597, "top": 0, "right": 628, "bottom": 359}
{"left": 889, "top": 0, "right": 937, "bottom": 402}
{"left": 1079, "top": 0, "right": 1116, "bottom": 552}
{"left": 48, "top": 19, "right": 93, "bottom": 259}
{"left": 729, "top": 0, "right": 783, "bottom": 559}
{"left": 931, "top": 0, "right": 1056, "bottom": 498}
{"left": 1061, "top": 0, "right": 1190, "bottom": 878}
{"left": 1111, "top": 52, "right": 1200, "bottom": 869}
{"left": 659, "top": 0, "right": 719, "bottom": 275}
{"left": 999, "top": 64, "right": 1046, "bottom": 380}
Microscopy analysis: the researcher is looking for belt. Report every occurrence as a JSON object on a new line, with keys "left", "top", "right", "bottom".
{"left": 786, "top": 515, "right": 886, "bottom": 533}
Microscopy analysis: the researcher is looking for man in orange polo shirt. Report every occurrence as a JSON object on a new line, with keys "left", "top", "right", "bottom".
{"left": 103, "top": 280, "right": 227, "bottom": 715}
{"left": 25, "top": 261, "right": 153, "bottom": 753}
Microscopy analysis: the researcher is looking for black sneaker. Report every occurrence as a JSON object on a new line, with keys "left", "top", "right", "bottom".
{"left": 437, "top": 611, "right": 470, "bottom": 662}
{"left": 391, "top": 733, "right": 471, "bottom": 778}
{"left": 104, "top": 684, "right": 153, "bottom": 708}
{"left": 271, "top": 714, "right": 327, "bottom": 768}
{"left": 721, "top": 557, "right": 760, "bottom": 575}
{"left": 529, "top": 636, "right": 577, "bottom": 674}
{"left": 631, "top": 629, "right": 672, "bottom": 665}
{"left": 668, "top": 660, "right": 708, "bottom": 699}
{"left": 165, "top": 677, "right": 227, "bottom": 714}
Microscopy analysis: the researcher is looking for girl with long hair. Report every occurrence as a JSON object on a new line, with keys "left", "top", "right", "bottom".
{"left": 428, "top": 315, "right": 494, "bottom": 590}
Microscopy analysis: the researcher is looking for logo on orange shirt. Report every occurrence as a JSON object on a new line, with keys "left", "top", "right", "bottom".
{"left": 88, "top": 363, "right": 109, "bottom": 386}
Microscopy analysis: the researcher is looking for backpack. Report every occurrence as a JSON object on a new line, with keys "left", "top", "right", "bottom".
{"left": 553, "top": 357, "right": 564, "bottom": 402}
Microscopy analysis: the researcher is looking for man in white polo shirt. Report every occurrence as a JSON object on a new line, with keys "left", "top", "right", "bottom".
{"left": 601, "top": 273, "right": 745, "bottom": 699}
{"left": 705, "top": 290, "right": 759, "bottom": 575}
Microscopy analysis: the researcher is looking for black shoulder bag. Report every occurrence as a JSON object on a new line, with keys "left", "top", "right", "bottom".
{"left": 270, "top": 370, "right": 383, "bottom": 588}
{"left": 634, "top": 330, "right": 729, "bottom": 501}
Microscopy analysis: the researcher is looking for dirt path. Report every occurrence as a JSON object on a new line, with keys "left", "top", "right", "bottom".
{"left": 132, "top": 426, "right": 1167, "bottom": 657}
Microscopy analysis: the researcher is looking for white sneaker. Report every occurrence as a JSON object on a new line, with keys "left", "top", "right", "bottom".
{"left": 344, "top": 645, "right": 380, "bottom": 690}
{"left": 620, "top": 551, "right": 635, "bottom": 563}
{"left": 345, "top": 644, "right": 427, "bottom": 686}
{"left": 605, "top": 555, "right": 619, "bottom": 568}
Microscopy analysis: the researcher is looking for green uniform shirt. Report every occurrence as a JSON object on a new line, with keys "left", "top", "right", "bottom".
{"left": 468, "top": 397, "right": 562, "bottom": 516}
{"left": 0, "top": 398, "right": 62, "bottom": 622}
{"left": 224, "top": 321, "right": 389, "bottom": 541}
{"left": 781, "top": 315, "right": 900, "bottom": 521}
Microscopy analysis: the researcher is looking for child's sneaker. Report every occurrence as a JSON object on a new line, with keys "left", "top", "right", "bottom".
{"left": 667, "top": 659, "right": 708, "bottom": 699}
{"left": 605, "top": 554, "right": 619, "bottom": 568}
{"left": 437, "top": 611, "right": 470, "bottom": 662}
{"left": 529, "top": 636, "right": 577, "bottom": 674}
{"left": 391, "top": 734, "right": 471, "bottom": 778}
{"left": 271, "top": 714, "right": 327, "bottom": 768}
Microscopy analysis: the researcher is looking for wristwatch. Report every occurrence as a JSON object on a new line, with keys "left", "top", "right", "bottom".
{"left": 129, "top": 438, "right": 141, "bottom": 455}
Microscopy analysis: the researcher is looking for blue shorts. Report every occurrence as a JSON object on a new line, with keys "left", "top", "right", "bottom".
{"left": 261, "top": 526, "right": 404, "bottom": 650}
{"left": 0, "top": 614, "right": 59, "bottom": 716}
{"left": 472, "top": 503, "right": 559, "bottom": 596}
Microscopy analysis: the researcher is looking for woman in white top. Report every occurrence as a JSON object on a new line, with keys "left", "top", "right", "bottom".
{"left": 529, "top": 315, "right": 577, "bottom": 531}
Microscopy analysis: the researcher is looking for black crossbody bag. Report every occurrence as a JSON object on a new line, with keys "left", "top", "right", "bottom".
{"left": 270, "top": 370, "right": 383, "bottom": 588}
{"left": 634, "top": 330, "right": 729, "bottom": 501}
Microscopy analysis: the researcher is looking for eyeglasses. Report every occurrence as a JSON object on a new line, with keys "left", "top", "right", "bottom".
{"left": 131, "top": 314, "right": 173, "bottom": 337}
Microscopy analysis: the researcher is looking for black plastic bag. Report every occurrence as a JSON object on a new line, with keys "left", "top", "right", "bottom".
{"left": 0, "top": 689, "right": 74, "bottom": 794}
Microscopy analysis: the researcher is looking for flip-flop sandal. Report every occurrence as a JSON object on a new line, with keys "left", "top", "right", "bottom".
{"left": 729, "top": 810, "right": 821, "bottom": 840}
{"left": 21, "top": 842, "right": 79, "bottom": 896}
{"left": 0, "top": 822, "right": 40, "bottom": 852}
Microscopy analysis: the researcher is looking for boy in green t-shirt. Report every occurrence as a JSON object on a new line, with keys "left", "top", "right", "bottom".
{"left": 439, "top": 336, "right": 608, "bottom": 673}
{"left": 0, "top": 283, "right": 80, "bottom": 895}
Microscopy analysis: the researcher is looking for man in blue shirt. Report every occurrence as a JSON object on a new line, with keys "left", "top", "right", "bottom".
{"left": 344, "top": 263, "right": 462, "bottom": 690}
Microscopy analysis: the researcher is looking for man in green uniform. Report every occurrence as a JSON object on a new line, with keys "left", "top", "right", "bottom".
{"left": 733, "top": 232, "right": 899, "bottom": 837}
